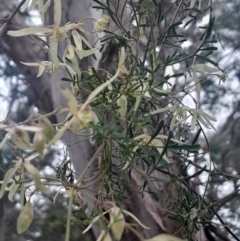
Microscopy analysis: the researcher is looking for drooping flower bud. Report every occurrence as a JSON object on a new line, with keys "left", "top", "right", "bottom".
{"left": 13, "top": 127, "right": 32, "bottom": 150}
{"left": 109, "top": 207, "right": 125, "bottom": 241}
{"left": 17, "top": 201, "right": 34, "bottom": 234}
{"left": 145, "top": 234, "right": 186, "bottom": 241}
{"left": 117, "top": 95, "right": 127, "bottom": 119}
{"left": 39, "top": 117, "right": 54, "bottom": 141}
{"left": 33, "top": 131, "right": 46, "bottom": 157}
{"left": 24, "top": 162, "right": 47, "bottom": 191}
{"left": 96, "top": 230, "right": 112, "bottom": 241}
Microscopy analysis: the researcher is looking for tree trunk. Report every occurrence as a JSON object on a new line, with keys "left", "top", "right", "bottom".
{"left": 0, "top": 151, "right": 5, "bottom": 241}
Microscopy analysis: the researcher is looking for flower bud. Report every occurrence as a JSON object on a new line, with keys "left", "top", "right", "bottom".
{"left": 109, "top": 207, "right": 125, "bottom": 241}
{"left": 13, "top": 127, "right": 32, "bottom": 150}
{"left": 33, "top": 131, "right": 45, "bottom": 157}
{"left": 96, "top": 230, "right": 112, "bottom": 241}
{"left": 17, "top": 201, "right": 34, "bottom": 234}
{"left": 39, "top": 117, "right": 54, "bottom": 141}
{"left": 117, "top": 95, "right": 127, "bottom": 119}
{"left": 24, "top": 162, "right": 47, "bottom": 191}
{"left": 145, "top": 234, "right": 186, "bottom": 241}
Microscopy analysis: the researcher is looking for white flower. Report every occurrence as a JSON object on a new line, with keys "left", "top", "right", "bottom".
{"left": 21, "top": 0, "right": 52, "bottom": 23}
{"left": 60, "top": 87, "right": 98, "bottom": 131}
{"left": 218, "top": 72, "right": 228, "bottom": 85}
{"left": 8, "top": 0, "right": 86, "bottom": 66}
{"left": 149, "top": 105, "right": 217, "bottom": 131}
{"left": 82, "top": 205, "right": 148, "bottom": 235}
{"left": 21, "top": 61, "right": 76, "bottom": 78}
{"left": 188, "top": 64, "right": 221, "bottom": 102}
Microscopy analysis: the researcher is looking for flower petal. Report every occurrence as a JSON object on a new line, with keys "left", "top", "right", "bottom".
{"left": 109, "top": 207, "right": 125, "bottom": 241}
{"left": 191, "top": 64, "right": 219, "bottom": 73}
{"left": 192, "top": 71, "right": 200, "bottom": 102}
{"left": 96, "top": 230, "right": 112, "bottom": 241}
{"left": 50, "top": 36, "right": 60, "bottom": 67}
{"left": 122, "top": 210, "right": 149, "bottom": 229}
{"left": 117, "top": 95, "right": 127, "bottom": 119}
{"left": 29, "top": 0, "right": 38, "bottom": 10}
{"left": 149, "top": 107, "right": 176, "bottom": 116}
{"left": 21, "top": 62, "right": 40, "bottom": 67}
{"left": 191, "top": 112, "right": 198, "bottom": 130}
{"left": 118, "top": 47, "right": 126, "bottom": 67}
{"left": 145, "top": 234, "right": 186, "bottom": 241}
{"left": 82, "top": 211, "right": 109, "bottom": 234}
{"left": 24, "top": 162, "right": 47, "bottom": 191}
{"left": 0, "top": 166, "right": 19, "bottom": 198}
{"left": 74, "top": 48, "right": 96, "bottom": 59}
{"left": 53, "top": 0, "right": 61, "bottom": 27}
{"left": 8, "top": 181, "right": 19, "bottom": 202}
{"left": 39, "top": 0, "right": 51, "bottom": 22}
{"left": 72, "top": 30, "right": 83, "bottom": 50}
{"left": 8, "top": 27, "right": 52, "bottom": 37}
{"left": 60, "top": 87, "right": 78, "bottom": 115}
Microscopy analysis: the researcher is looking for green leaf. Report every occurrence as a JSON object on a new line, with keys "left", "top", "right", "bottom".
{"left": 149, "top": 120, "right": 164, "bottom": 143}
{"left": 192, "top": 129, "right": 201, "bottom": 145}
{"left": 157, "top": 132, "right": 172, "bottom": 164}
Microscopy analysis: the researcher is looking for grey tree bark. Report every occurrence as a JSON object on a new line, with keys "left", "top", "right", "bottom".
{"left": 0, "top": 152, "right": 5, "bottom": 241}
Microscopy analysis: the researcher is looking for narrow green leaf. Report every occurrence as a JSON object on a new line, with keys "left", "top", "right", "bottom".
{"left": 149, "top": 120, "right": 164, "bottom": 143}
{"left": 192, "top": 129, "right": 202, "bottom": 145}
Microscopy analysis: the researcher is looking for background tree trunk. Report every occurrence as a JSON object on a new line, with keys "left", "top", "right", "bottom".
{"left": 0, "top": 151, "right": 5, "bottom": 241}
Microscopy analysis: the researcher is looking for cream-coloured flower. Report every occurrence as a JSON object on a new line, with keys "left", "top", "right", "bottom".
{"left": 21, "top": 0, "right": 51, "bottom": 23}
{"left": 8, "top": 0, "right": 85, "bottom": 66}
{"left": 88, "top": 66, "right": 94, "bottom": 75}
{"left": 71, "top": 30, "right": 96, "bottom": 60}
{"left": 145, "top": 234, "right": 186, "bottom": 241}
{"left": 149, "top": 105, "right": 217, "bottom": 131}
{"left": 62, "top": 31, "right": 96, "bottom": 75}
{"left": 188, "top": 64, "right": 220, "bottom": 102}
{"left": 21, "top": 61, "right": 76, "bottom": 78}
{"left": 109, "top": 207, "right": 125, "bottom": 241}
{"left": 82, "top": 205, "right": 148, "bottom": 235}
{"left": 0, "top": 158, "right": 47, "bottom": 199}
{"left": 117, "top": 95, "right": 127, "bottom": 119}
{"left": 63, "top": 43, "right": 75, "bottom": 61}
{"left": 21, "top": 61, "right": 59, "bottom": 77}
{"left": 60, "top": 87, "right": 97, "bottom": 131}
{"left": 218, "top": 72, "right": 228, "bottom": 84}
{"left": 33, "top": 131, "right": 45, "bottom": 158}
{"left": 96, "top": 230, "right": 112, "bottom": 241}
{"left": 95, "top": 15, "right": 110, "bottom": 33}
